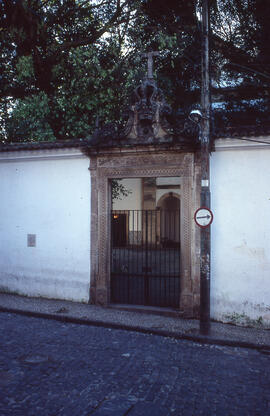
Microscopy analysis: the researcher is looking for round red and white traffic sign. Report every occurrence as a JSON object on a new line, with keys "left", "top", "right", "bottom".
{"left": 194, "top": 207, "right": 213, "bottom": 228}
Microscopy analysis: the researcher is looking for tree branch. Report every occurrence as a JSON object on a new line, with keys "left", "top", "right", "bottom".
{"left": 55, "top": 2, "right": 136, "bottom": 52}
{"left": 226, "top": 62, "right": 270, "bottom": 82}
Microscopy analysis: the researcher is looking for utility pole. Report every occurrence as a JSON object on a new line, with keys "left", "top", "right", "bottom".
{"left": 200, "top": 0, "right": 211, "bottom": 335}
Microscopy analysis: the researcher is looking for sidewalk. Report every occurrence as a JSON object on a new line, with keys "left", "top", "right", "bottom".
{"left": 0, "top": 292, "right": 270, "bottom": 351}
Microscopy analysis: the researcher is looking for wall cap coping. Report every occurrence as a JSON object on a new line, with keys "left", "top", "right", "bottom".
{"left": 0, "top": 147, "right": 87, "bottom": 162}
{"left": 214, "top": 136, "right": 270, "bottom": 151}
{"left": 1, "top": 134, "right": 270, "bottom": 160}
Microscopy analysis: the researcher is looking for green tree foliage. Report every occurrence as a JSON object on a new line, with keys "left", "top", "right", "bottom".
{"left": 0, "top": 0, "right": 269, "bottom": 142}
{"left": 0, "top": 0, "right": 141, "bottom": 142}
{"left": 209, "top": 0, "right": 270, "bottom": 129}
{"left": 142, "top": 0, "right": 270, "bottom": 129}
{"left": 111, "top": 179, "right": 132, "bottom": 201}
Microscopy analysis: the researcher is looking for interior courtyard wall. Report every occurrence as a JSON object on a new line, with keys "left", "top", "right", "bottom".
{"left": 112, "top": 177, "right": 181, "bottom": 211}
{"left": 211, "top": 139, "right": 270, "bottom": 323}
{"left": 0, "top": 149, "right": 91, "bottom": 302}
{"left": 112, "top": 178, "right": 142, "bottom": 210}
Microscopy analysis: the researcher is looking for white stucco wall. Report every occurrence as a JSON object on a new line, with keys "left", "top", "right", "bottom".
{"left": 211, "top": 138, "right": 270, "bottom": 323}
{"left": 0, "top": 148, "right": 91, "bottom": 302}
{"left": 1, "top": 140, "right": 270, "bottom": 321}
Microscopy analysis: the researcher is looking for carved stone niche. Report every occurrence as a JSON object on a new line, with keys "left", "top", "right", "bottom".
{"left": 89, "top": 146, "right": 201, "bottom": 317}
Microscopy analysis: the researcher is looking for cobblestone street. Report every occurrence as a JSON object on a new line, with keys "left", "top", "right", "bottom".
{"left": 0, "top": 312, "right": 269, "bottom": 416}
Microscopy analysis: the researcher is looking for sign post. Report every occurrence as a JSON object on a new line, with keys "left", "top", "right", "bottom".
{"left": 194, "top": 208, "right": 213, "bottom": 229}
{"left": 200, "top": 0, "right": 211, "bottom": 335}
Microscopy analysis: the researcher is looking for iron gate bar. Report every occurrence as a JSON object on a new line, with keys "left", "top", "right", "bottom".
{"left": 111, "top": 209, "right": 181, "bottom": 307}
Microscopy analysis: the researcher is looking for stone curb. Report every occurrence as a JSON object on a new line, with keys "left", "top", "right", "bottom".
{"left": 1, "top": 306, "right": 270, "bottom": 352}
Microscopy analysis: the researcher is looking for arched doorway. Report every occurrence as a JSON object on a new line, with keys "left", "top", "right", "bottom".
{"left": 157, "top": 193, "right": 180, "bottom": 248}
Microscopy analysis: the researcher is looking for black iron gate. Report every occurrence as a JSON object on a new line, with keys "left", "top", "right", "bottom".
{"left": 111, "top": 210, "right": 181, "bottom": 307}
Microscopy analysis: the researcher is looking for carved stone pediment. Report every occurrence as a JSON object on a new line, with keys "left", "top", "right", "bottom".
{"left": 123, "top": 78, "right": 172, "bottom": 144}
{"left": 85, "top": 76, "right": 200, "bottom": 151}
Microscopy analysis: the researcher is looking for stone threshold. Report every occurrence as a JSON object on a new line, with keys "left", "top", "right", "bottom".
{"left": 108, "top": 304, "right": 185, "bottom": 318}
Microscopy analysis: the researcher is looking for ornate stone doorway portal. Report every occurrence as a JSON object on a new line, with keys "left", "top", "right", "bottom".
{"left": 85, "top": 58, "right": 201, "bottom": 316}
{"left": 89, "top": 149, "right": 201, "bottom": 316}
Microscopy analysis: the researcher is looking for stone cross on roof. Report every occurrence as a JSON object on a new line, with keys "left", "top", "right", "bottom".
{"left": 141, "top": 51, "right": 160, "bottom": 79}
